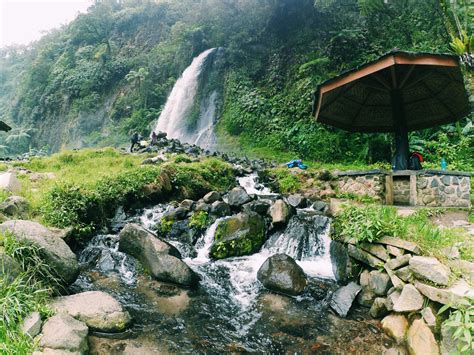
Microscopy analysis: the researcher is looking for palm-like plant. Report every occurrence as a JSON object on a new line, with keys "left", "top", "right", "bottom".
{"left": 125, "top": 67, "right": 149, "bottom": 107}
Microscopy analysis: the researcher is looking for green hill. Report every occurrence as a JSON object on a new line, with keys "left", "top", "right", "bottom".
{"left": 0, "top": 0, "right": 472, "bottom": 169}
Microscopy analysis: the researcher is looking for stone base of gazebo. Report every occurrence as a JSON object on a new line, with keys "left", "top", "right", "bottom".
{"left": 336, "top": 169, "right": 471, "bottom": 208}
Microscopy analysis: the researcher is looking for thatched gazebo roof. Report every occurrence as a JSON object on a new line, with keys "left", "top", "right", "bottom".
{"left": 312, "top": 51, "right": 471, "bottom": 133}
{"left": 0, "top": 121, "right": 11, "bottom": 132}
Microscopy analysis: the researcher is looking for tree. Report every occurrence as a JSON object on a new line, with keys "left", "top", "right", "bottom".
{"left": 125, "top": 67, "right": 149, "bottom": 107}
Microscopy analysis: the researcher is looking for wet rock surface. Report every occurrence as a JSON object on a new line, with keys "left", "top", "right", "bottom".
{"left": 330, "top": 281, "right": 362, "bottom": 318}
{"left": 50, "top": 291, "right": 131, "bottom": 332}
{"left": 0, "top": 220, "right": 79, "bottom": 284}
{"left": 257, "top": 254, "right": 307, "bottom": 296}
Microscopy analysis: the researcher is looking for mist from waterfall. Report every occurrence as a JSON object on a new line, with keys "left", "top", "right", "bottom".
{"left": 154, "top": 48, "right": 218, "bottom": 149}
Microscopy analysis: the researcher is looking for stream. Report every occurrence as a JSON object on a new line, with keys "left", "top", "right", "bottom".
{"left": 70, "top": 174, "right": 383, "bottom": 353}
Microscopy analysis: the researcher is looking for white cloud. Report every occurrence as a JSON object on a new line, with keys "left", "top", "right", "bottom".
{"left": 0, "top": 0, "right": 93, "bottom": 47}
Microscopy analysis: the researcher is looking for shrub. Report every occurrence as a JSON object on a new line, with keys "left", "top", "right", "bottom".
{"left": 332, "top": 205, "right": 403, "bottom": 243}
{"left": 188, "top": 211, "right": 209, "bottom": 230}
{"left": 438, "top": 297, "right": 474, "bottom": 354}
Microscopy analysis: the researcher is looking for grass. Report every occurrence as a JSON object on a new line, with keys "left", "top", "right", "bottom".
{"left": 13, "top": 148, "right": 151, "bottom": 209}
{"left": 333, "top": 204, "right": 473, "bottom": 265}
{"left": 9, "top": 148, "right": 236, "bottom": 240}
{"left": 0, "top": 232, "right": 58, "bottom": 354}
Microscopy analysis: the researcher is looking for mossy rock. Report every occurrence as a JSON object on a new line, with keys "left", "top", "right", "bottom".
{"left": 210, "top": 212, "right": 265, "bottom": 259}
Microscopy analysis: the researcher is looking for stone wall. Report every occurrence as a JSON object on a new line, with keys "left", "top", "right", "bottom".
{"left": 392, "top": 177, "right": 411, "bottom": 205}
{"left": 336, "top": 170, "right": 385, "bottom": 201}
{"left": 416, "top": 172, "right": 471, "bottom": 208}
{"left": 336, "top": 169, "right": 471, "bottom": 208}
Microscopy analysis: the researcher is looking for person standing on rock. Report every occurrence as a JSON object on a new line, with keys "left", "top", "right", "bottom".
{"left": 151, "top": 131, "right": 157, "bottom": 146}
{"left": 130, "top": 131, "right": 139, "bottom": 152}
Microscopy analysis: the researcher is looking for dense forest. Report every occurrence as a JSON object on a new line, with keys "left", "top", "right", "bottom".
{"left": 0, "top": 0, "right": 472, "bottom": 168}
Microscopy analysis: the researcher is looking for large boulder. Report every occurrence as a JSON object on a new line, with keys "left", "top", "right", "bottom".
{"left": 330, "top": 281, "right": 362, "bottom": 318}
{"left": 227, "top": 187, "right": 252, "bottom": 207}
{"left": 257, "top": 254, "right": 307, "bottom": 296}
{"left": 393, "top": 284, "right": 423, "bottom": 313}
{"left": 39, "top": 314, "right": 88, "bottom": 354}
{"left": 118, "top": 223, "right": 198, "bottom": 286}
{"left": 409, "top": 256, "right": 450, "bottom": 286}
{"left": 268, "top": 199, "right": 293, "bottom": 226}
{"left": 210, "top": 212, "right": 265, "bottom": 259}
{"left": 406, "top": 319, "right": 439, "bottom": 355}
{"left": 0, "top": 220, "right": 79, "bottom": 284}
{"left": 50, "top": 291, "right": 131, "bottom": 332}
{"left": 0, "top": 196, "right": 31, "bottom": 218}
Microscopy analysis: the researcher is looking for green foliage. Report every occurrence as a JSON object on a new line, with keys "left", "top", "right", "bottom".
{"left": 36, "top": 154, "right": 234, "bottom": 239}
{"left": 0, "top": 232, "right": 57, "bottom": 353}
{"left": 438, "top": 297, "right": 474, "bottom": 353}
{"left": 188, "top": 211, "right": 209, "bottom": 230}
{"left": 332, "top": 205, "right": 403, "bottom": 243}
{"left": 159, "top": 216, "right": 174, "bottom": 236}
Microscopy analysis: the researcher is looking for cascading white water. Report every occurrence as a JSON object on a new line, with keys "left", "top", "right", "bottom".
{"left": 154, "top": 48, "right": 217, "bottom": 147}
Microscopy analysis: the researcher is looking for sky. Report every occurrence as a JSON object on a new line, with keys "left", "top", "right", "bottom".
{"left": 0, "top": 0, "right": 94, "bottom": 48}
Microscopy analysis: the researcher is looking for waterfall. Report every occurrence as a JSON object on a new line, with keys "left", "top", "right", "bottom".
{"left": 154, "top": 48, "right": 218, "bottom": 148}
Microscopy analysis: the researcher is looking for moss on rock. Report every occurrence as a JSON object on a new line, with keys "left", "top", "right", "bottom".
{"left": 210, "top": 212, "right": 265, "bottom": 259}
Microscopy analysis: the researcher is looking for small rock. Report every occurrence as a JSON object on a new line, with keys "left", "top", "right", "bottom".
{"left": 384, "top": 265, "right": 405, "bottom": 290}
{"left": 381, "top": 314, "right": 408, "bottom": 344}
{"left": 414, "top": 279, "right": 474, "bottom": 308}
{"left": 179, "top": 199, "right": 195, "bottom": 211}
{"left": 39, "top": 314, "right": 88, "bottom": 353}
{"left": 409, "top": 256, "right": 450, "bottom": 286}
{"left": 359, "top": 243, "right": 389, "bottom": 261}
{"left": 287, "top": 194, "right": 306, "bottom": 208}
{"left": 360, "top": 269, "right": 370, "bottom": 287}
{"left": 393, "top": 284, "right": 423, "bottom": 312}
{"left": 386, "top": 254, "right": 411, "bottom": 270}
{"left": 375, "top": 236, "right": 420, "bottom": 254}
{"left": 50, "top": 291, "right": 131, "bottom": 332}
{"left": 385, "top": 289, "right": 401, "bottom": 311}
{"left": 21, "top": 311, "right": 42, "bottom": 338}
{"left": 406, "top": 319, "right": 439, "bottom": 355}
{"left": 268, "top": 199, "right": 293, "bottom": 226}
{"left": 195, "top": 202, "right": 210, "bottom": 213}
{"left": 0, "top": 172, "right": 21, "bottom": 193}
{"left": 242, "top": 200, "right": 270, "bottom": 215}
{"left": 257, "top": 254, "right": 307, "bottom": 296}
{"left": 369, "top": 270, "right": 392, "bottom": 296}
{"left": 330, "top": 241, "right": 349, "bottom": 283}
{"left": 421, "top": 307, "right": 437, "bottom": 331}
{"left": 227, "top": 187, "right": 252, "bottom": 207}
{"left": 348, "top": 245, "right": 384, "bottom": 268}
{"left": 330, "top": 281, "right": 362, "bottom": 318}
{"left": 369, "top": 297, "right": 388, "bottom": 318}
{"left": 387, "top": 245, "right": 404, "bottom": 257}
{"left": 395, "top": 266, "right": 413, "bottom": 283}
{"left": 440, "top": 246, "right": 460, "bottom": 260}
{"left": 210, "top": 201, "right": 231, "bottom": 217}
{"left": 203, "top": 191, "right": 221, "bottom": 204}
{"left": 0, "top": 196, "right": 31, "bottom": 218}
{"left": 357, "top": 288, "right": 377, "bottom": 307}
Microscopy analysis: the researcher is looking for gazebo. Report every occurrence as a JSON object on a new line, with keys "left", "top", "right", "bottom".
{"left": 313, "top": 51, "right": 470, "bottom": 170}
{"left": 312, "top": 51, "right": 472, "bottom": 207}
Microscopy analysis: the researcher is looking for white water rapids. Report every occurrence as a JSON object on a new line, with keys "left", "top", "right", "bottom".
{"left": 154, "top": 48, "right": 218, "bottom": 149}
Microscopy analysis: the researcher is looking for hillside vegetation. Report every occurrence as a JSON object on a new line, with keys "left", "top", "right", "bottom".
{"left": 0, "top": 0, "right": 472, "bottom": 169}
